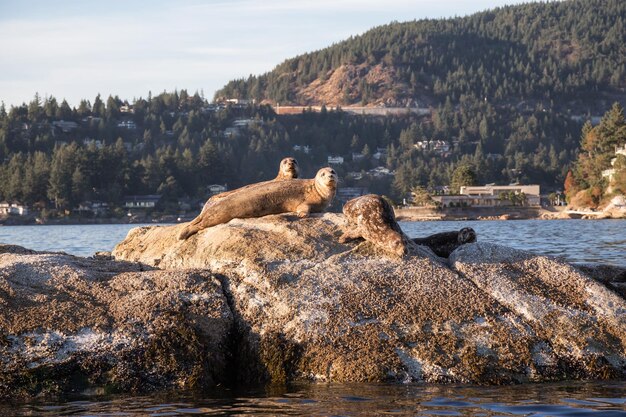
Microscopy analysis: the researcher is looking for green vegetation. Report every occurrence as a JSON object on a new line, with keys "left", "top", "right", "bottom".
{"left": 218, "top": 0, "right": 625, "bottom": 106}
{"left": 567, "top": 103, "right": 626, "bottom": 207}
{"left": 1, "top": 0, "right": 625, "bottom": 216}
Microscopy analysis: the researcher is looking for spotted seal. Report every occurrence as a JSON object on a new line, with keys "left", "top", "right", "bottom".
{"left": 339, "top": 194, "right": 477, "bottom": 258}
{"left": 179, "top": 167, "right": 338, "bottom": 240}
{"left": 339, "top": 194, "right": 409, "bottom": 257}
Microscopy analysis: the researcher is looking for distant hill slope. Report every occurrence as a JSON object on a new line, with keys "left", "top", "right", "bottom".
{"left": 216, "top": 0, "right": 626, "bottom": 107}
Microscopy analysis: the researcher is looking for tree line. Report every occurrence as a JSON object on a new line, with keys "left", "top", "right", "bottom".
{"left": 566, "top": 102, "right": 626, "bottom": 208}
{"left": 0, "top": 87, "right": 597, "bottom": 216}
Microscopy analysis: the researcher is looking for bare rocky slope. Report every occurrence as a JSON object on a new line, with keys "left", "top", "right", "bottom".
{"left": 1, "top": 214, "right": 625, "bottom": 398}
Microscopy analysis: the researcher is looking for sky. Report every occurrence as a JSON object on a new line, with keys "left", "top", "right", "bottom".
{"left": 0, "top": 0, "right": 543, "bottom": 108}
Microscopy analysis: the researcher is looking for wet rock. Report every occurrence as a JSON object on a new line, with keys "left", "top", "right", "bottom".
{"left": 113, "top": 214, "right": 626, "bottom": 385}
{"left": 0, "top": 248, "right": 232, "bottom": 399}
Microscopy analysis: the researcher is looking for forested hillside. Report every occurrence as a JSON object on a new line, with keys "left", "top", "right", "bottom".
{"left": 217, "top": 0, "right": 625, "bottom": 107}
{"left": 1, "top": 0, "right": 625, "bottom": 218}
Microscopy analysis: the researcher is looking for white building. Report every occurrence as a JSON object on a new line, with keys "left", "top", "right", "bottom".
{"left": 433, "top": 184, "right": 541, "bottom": 207}
{"left": 602, "top": 144, "right": 626, "bottom": 193}
{"left": 293, "top": 145, "right": 311, "bottom": 154}
{"left": 207, "top": 184, "right": 228, "bottom": 196}
{"left": 117, "top": 120, "right": 137, "bottom": 129}
{"left": 368, "top": 166, "right": 393, "bottom": 177}
{"left": 0, "top": 202, "right": 29, "bottom": 216}
{"left": 328, "top": 156, "right": 344, "bottom": 165}
{"left": 124, "top": 195, "right": 161, "bottom": 209}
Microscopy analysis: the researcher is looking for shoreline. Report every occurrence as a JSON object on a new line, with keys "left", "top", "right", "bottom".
{"left": 2, "top": 211, "right": 625, "bottom": 226}
{"left": 2, "top": 203, "right": 625, "bottom": 226}
{"left": 394, "top": 206, "right": 626, "bottom": 221}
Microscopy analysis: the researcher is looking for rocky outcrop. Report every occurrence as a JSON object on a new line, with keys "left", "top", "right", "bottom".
{"left": 0, "top": 245, "right": 233, "bottom": 398}
{"left": 112, "top": 214, "right": 626, "bottom": 385}
{"left": 2, "top": 214, "right": 626, "bottom": 398}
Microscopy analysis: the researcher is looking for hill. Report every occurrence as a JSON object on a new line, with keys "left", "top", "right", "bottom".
{"left": 217, "top": 0, "right": 626, "bottom": 108}
{"left": 2, "top": 1, "right": 626, "bottom": 219}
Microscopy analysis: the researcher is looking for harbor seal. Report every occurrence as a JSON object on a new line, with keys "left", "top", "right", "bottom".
{"left": 179, "top": 167, "right": 338, "bottom": 240}
{"left": 339, "top": 194, "right": 477, "bottom": 258}
{"left": 412, "top": 227, "right": 477, "bottom": 258}
{"left": 339, "top": 194, "right": 409, "bottom": 257}
{"left": 200, "top": 157, "right": 299, "bottom": 213}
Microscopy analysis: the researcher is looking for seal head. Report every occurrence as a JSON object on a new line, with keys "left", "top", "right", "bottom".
{"left": 276, "top": 157, "right": 300, "bottom": 180}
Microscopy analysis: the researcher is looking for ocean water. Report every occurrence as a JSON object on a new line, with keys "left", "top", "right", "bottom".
{"left": 2, "top": 381, "right": 625, "bottom": 416}
{"left": 401, "top": 219, "right": 626, "bottom": 267}
{"left": 0, "top": 219, "right": 624, "bottom": 267}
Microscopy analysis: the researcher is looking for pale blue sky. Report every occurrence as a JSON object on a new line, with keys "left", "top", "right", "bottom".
{"left": 0, "top": 0, "right": 542, "bottom": 107}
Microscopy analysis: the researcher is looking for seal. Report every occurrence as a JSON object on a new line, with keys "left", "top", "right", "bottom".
{"left": 339, "top": 194, "right": 408, "bottom": 257}
{"left": 273, "top": 157, "right": 300, "bottom": 181}
{"left": 200, "top": 157, "right": 299, "bottom": 213}
{"left": 412, "top": 227, "right": 477, "bottom": 258}
{"left": 179, "top": 167, "right": 338, "bottom": 240}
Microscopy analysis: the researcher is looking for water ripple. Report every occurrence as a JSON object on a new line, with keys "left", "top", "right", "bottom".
{"left": 2, "top": 381, "right": 625, "bottom": 417}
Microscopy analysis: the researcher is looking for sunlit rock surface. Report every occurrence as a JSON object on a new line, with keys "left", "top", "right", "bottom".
{"left": 113, "top": 214, "right": 626, "bottom": 385}
{"left": 1, "top": 214, "right": 625, "bottom": 398}
{"left": 0, "top": 245, "right": 232, "bottom": 398}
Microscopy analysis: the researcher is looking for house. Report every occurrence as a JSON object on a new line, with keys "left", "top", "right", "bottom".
{"left": 414, "top": 140, "right": 450, "bottom": 154}
{"left": 120, "top": 104, "right": 134, "bottom": 114}
{"left": 117, "top": 120, "right": 137, "bottom": 129}
{"left": 207, "top": 184, "right": 228, "bottom": 196}
{"left": 225, "top": 98, "right": 253, "bottom": 106}
{"left": 372, "top": 147, "right": 388, "bottom": 160}
{"left": 81, "top": 116, "right": 102, "bottom": 124}
{"left": 223, "top": 127, "right": 240, "bottom": 138}
{"left": 433, "top": 184, "right": 541, "bottom": 207}
{"left": 336, "top": 187, "right": 369, "bottom": 203}
{"left": 0, "top": 202, "right": 29, "bottom": 216}
{"left": 83, "top": 138, "right": 104, "bottom": 149}
{"left": 602, "top": 144, "right": 626, "bottom": 193}
{"left": 428, "top": 185, "right": 450, "bottom": 195}
{"left": 75, "top": 201, "right": 109, "bottom": 216}
{"left": 124, "top": 195, "right": 161, "bottom": 209}
{"left": 232, "top": 118, "right": 261, "bottom": 128}
{"left": 368, "top": 166, "right": 394, "bottom": 177}
{"left": 293, "top": 145, "right": 311, "bottom": 154}
{"left": 352, "top": 153, "right": 365, "bottom": 161}
{"left": 346, "top": 171, "right": 364, "bottom": 180}
{"left": 431, "top": 140, "right": 450, "bottom": 153}
{"left": 328, "top": 156, "right": 344, "bottom": 165}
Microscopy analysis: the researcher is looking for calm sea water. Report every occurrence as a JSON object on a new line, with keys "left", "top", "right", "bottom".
{"left": 1, "top": 381, "right": 625, "bottom": 416}
{"left": 0, "top": 219, "right": 624, "bottom": 266}
{"left": 1, "top": 220, "right": 625, "bottom": 415}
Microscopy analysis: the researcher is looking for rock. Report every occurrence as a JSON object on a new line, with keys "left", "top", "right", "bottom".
{"left": 0, "top": 248, "right": 233, "bottom": 398}
{"left": 602, "top": 195, "right": 626, "bottom": 219}
{"left": 576, "top": 263, "right": 626, "bottom": 298}
{"left": 450, "top": 243, "right": 626, "bottom": 380}
{"left": 113, "top": 214, "right": 626, "bottom": 385}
